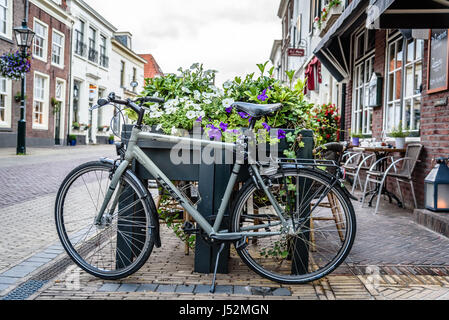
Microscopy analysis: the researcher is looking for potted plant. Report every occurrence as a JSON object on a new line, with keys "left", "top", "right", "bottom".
{"left": 68, "top": 134, "right": 77, "bottom": 146}
{"left": 350, "top": 131, "right": 363, "bottom": 147}
{"left": 390, "top": 121, "right": 409, "bottom": 149}
{"left": 108, "top": 134, "right": 115, "bottom": 144}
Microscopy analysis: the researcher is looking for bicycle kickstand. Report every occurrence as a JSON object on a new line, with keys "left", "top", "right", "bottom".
{"left": 209, "top": 242, "right": 225, "bottom": 294}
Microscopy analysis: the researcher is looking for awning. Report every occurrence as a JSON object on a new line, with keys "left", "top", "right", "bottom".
{"left": 313, "top": 0, "right": 368, "bottom": 82}
{"left": 367, "top": 0, "right": 449, "bottom": 29}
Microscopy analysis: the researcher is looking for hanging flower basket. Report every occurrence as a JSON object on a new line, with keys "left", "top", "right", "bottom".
{"left": 0, "top": 51, "right": 31, "bottom": 80}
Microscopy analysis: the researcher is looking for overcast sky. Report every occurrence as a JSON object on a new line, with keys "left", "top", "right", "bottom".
{"left": 84, "top": 0, "right": 281, "bottom": 86}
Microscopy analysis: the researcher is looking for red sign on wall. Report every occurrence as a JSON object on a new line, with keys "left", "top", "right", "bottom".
{"left": 288, "top": 48, "right": 305, "bottom": 57}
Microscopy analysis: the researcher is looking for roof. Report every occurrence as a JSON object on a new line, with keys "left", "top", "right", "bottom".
{"left": 138, "top": 54, "right": 164, "bottom": 79}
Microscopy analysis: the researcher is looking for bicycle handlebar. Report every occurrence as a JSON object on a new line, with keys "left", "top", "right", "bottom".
{"left": 89, "top": 92, "right": 165, "bottom": 128}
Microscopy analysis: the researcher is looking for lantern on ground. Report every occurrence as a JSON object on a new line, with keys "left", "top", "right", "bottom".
{"left": 425, "top": 157, "right": 449, "bottom": 212}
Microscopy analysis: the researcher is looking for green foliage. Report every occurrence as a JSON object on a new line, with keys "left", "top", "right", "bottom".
{"left": 136, "top": 62, "right": 339, "bottom": 150}
{"left": 68, "top": 134, "right": 77, "bottom": 141}
{"left": 390, "top": 121, "right": 410, "bottom": 138}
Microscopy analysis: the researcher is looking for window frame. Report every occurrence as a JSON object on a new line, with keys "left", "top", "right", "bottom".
{"left": 0, "top": 76, "right": 11, "bottom": 128}
{"left": 351, "top": 27, "right": 376, "bottom": 136}
{"left": 32, "top": 72, "right": 50, "bottom": 130}
{"left": 33, "top": 18, "right": 49, "bottom": 63}
{"left": 51, "top": 29, "right": 65, "bottom": 68}
{"left": 384, "top": 33, "right": 423, "bottom": 136}
{"left": 88, "top": 26, "right": 98, "bottom": 63}
{"left": 0, "top": 0, "right": 12, "bottom": 39}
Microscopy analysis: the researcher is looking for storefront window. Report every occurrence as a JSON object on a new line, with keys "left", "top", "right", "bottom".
{"left": 385, "top": 35, "right": 423, "bottom": 135}
{"left": 353, "top": 56, "right": 374, "bottom": 135}
{"left": 352, "top": 28, "right": 375, "bottom": 135}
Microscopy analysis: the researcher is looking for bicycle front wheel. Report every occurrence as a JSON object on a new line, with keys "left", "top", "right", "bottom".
{"left": 231, "top": 167, "right": 356, "bottom": 284}
{"left": 55, "top": 161, "right": 155, "bottom": 280}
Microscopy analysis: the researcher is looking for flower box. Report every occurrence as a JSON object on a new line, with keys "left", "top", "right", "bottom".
{"left": 121, "top": 124, "right": 314, "bottom": 274}
{"left": 319, "top": 4, "right": 343, "bottom": 38}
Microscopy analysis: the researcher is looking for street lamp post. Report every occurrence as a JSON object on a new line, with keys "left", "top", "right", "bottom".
{"left": 13, "top": 20, "right": 35, "bottom": 155}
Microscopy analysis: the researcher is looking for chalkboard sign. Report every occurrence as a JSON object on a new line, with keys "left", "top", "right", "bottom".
{"left": 427, "top": 29, "right": 449, "bottom": 94}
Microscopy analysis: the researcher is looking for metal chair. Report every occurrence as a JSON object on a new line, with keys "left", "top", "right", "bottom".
{"left": 362, "top": 144, "right": 423, "bottom": 215}
{"left": 344, "top": 152, "right": 376, "bottom": 193}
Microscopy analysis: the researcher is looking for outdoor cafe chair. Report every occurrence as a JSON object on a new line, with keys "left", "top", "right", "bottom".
{"left": 344, "top": 152, "right": 376, "bottom": 194}
{"left": 361, "top": 144, "right": 423, "bottom": 215}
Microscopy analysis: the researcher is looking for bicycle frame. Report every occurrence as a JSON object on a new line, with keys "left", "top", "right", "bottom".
{"left": 95, "top": 126, "right": 286, "bottom": 240}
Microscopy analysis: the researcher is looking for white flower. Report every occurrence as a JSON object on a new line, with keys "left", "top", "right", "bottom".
{"left": 223, "top": 81, "right": 232, "bottom": 89}
{"left": 171, "top": 126, "right": 177, "bottom": 135}
{"left": 192, "top": 103, "right": 202, "bottom": 110}
{"left": 193, "top": 90, "right": 201, "bottom": 101}
{"left": 181, "top": 86, "right": 191, "bottom": 94}
{"left": 186, "top": 110, "right": 197, "bottom": 120}
{"left": 156, "top": 124, "right": 162, "bottom": 131}
{"left": 203, "top": 99, "right": 212, "bottom": 105}
{"left": 197, "top": 111, "right": 205, "bottom": 118}
{"left": 222, "top": 98, "right": 234, "bottom": 108}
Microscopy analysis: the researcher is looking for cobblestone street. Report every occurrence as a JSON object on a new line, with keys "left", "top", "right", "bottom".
{"left": 1, "top": 146, "right": 449, "bottom": 300}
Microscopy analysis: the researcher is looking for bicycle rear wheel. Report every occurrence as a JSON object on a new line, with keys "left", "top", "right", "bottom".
{"left": 55, "top": 161, "right": 155, "bottom": 280}
{"left": 231, "top": 167, "right": 356, "bottom": 284}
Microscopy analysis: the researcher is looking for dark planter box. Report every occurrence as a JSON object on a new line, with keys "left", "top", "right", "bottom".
{"left": 121, "top": 125, "right": 314, "bottom": 274}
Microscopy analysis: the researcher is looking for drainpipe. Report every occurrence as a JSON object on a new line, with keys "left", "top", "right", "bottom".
{"left": 66, "top": 19, "right": 74, "bottom": 145}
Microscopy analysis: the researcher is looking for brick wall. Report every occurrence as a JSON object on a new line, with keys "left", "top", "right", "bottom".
{"left": 0, "top": 0, "right": 25, "bottom": 145}
{"left": 418, "top": 40, "right": 449, "bottom": 206}
{"left": 26, "top": 1, "right": 71, "bottom": 145}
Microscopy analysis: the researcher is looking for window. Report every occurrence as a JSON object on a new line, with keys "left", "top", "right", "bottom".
{"left": 352, "top": 28, "right": 376, "bottom": 135}
{"left": 88, "top": 27, "right": 97, "bottom": 63}
{"left": 120, "top": 61, "right": 125, "bottom": 87}
{"left": 352, "top": 56, "right": 375, "bottom": 135}
{"left": 385, "top": 36, "right": 423, "bottom": 135}
{"left": 33, "top": 74, "right": 46, "bottom": 126}
{"left": 0, "top": 0, "right": 7, "bottom": 36}
{"left": 99, "top": 35, "right": 108, "bottom": 68}
{"left": 52, "top": 30, "right": 64, "bottom": 66}
{"left": 33, "top": 20, "right": 48, "bottom": 61}
{"left": 0, "top": 77, "right": 8, "bottom": 125}
{"left": 75, "top": 20, "right": 86, "bottom": 56}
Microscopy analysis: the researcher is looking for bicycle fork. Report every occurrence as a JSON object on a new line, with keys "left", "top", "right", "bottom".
{"left": 94, "top": 159, "right": 130, "bottom": 226}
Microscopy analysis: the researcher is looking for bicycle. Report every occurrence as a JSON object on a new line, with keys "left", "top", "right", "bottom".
{"left": 55, "top": 92, "right": 356, "bottom": 292}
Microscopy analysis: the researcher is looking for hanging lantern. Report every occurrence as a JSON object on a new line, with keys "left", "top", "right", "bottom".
{"left": 425, "top": 157, "right": 449, "bottom": 212}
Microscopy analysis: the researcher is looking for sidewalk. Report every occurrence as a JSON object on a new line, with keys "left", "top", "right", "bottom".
{"left": 1, "top": 189, "right": 448, "bottom": 300}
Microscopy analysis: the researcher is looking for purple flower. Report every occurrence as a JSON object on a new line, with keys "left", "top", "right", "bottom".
{"left": 277, "top": 129, "right": 286, "bottom": 140}
{"left": 225, "top": 106, "right": 233, "bottom": 113}
{"left": 257, "top": 89, "right": 268, "bottom": 102}
{"left": 219, "top": 122, "right": 229, "bottom": 132}
{"left": 196, "top": 116, "right": 202, "bottom": 122}
{"left": 262, "top": 122, "right": 271, "bottom": 132}
{"left": 238, "top": 112, "right": 249, "bottom": 119}
{"left": 208, "top": 128, "right": 222, "bottom": 140}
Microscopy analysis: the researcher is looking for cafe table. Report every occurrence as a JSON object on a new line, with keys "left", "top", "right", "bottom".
{"left": 351, "top": 146, "right": 406, "bottom": 208}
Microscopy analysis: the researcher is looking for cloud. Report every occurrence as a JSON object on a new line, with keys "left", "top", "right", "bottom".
{"left": 83, "top": 0, "right": 281, "bottom": 85}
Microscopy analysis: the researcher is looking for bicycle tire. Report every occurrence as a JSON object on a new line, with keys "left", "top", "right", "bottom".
{"left": 231, "top": 167, "right": 356, "bottom": 284}
{"left": 55, "top": 161, "right": 156, "bottom": 280}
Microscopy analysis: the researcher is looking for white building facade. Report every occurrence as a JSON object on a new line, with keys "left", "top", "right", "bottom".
{"left": 108, "top": 32, "right": 146, "bottom": 133}
{"left": 272, "top": 0, "right": 348, "bottom": 109}
{"left": 66, "top": 0, "right": 145, "bottom": 145}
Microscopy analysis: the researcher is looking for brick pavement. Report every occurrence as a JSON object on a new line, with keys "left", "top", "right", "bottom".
{"left": 0, "top": 145, "right": 116, "bottom": 272}
{"left": 1, "top": 147, "right": 449, "bottom": 300}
